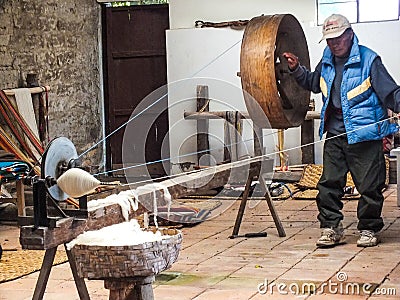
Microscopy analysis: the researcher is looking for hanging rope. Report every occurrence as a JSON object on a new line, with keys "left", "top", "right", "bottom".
{"left": 195, "top": 20, "right": 249, "bottom": 30}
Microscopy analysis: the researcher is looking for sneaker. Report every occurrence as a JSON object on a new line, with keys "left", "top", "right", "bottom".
{"left": 357, "top": 230, "right": 380, "bottom": 247}
{"left": 316, "top": 223, "right": 345, "bottom": 247}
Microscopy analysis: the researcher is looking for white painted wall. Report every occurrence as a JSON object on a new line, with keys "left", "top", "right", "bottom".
{"left": 169, "top": 0, "right": 316, "bottom": 29}
{"left": 166, "top": 0, "right": 400, "bottom": 173}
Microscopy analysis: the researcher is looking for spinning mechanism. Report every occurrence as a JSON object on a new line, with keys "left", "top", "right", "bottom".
{"left": 21, "top": 137, "right": 117, "bottom": 229}
{"left": 20, "top": 137, "right": 85, "bottom": 228}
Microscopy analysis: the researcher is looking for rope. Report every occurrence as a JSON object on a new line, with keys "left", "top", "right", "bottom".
{"left": 113, "top": 113, "right": 400, "bottom": 188}
{"left": 73, "top": 33, "right": 398, "bottom": 184}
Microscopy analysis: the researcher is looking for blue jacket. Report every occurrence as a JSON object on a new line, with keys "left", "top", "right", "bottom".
{"left": 319, "top": 35, "right": 398, "bottom": 144}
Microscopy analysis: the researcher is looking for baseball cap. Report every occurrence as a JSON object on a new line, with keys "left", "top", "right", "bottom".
{"left": 320, "top": 14, "right": 351, "bottom": 43}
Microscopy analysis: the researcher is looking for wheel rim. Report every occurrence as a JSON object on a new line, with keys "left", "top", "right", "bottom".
{"left": 240, "top": 14, "right": 311, "bottom": 129}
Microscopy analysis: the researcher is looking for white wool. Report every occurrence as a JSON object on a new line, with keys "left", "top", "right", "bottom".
{"left": 136, "top": 184, "right": 159, "bottom": 228}
{"left": 152, "top": 182, "right": 172, "bottom": 220}
{"left": 136, "top": 182, "right": 172, "bottom": 227}
{"left": 66, "top": 219, "right": 166, "bottom": 250}
{"left": 57, "top": 168, "right": 100, "bottom": 198}
{"left": 87, "top": 182, "right": 171, "bottom": 225}
{"left": 88, "top": 190, "right": 140, "bottom": 222}
{"left": 120, "top": 189, "right": 139, "bottom": 211}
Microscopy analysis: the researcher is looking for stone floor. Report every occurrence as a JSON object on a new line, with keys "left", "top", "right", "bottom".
{"left": 1, "top": 185, "right": 400, "bottom": 299}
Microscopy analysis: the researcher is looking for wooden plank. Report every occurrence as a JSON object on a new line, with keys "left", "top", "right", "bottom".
{"left": 20, "top": 203, "right": 147, "bottom": 250}
{"left": 258, "top": 176, "right": 286, "bottom": 237}
{"left": 112, "top": 50, "right": 165, "bottom": 59}
{"left": 3, "top": 86, "right": 50, "bottom": 96}
{"left": 186, "top": 111, "right": 318, "bottom": 121}
{"left": 20, "top": 156, "right": 269, "bottom": 249}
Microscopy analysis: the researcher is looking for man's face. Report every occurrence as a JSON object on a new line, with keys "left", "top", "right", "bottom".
{"left": 326, "top": 29, "right": 354, "bottom": 58}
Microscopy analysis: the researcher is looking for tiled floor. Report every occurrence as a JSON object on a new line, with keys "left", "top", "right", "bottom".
{"left": 1, "top": 185, "right": 400, "bottom": 299}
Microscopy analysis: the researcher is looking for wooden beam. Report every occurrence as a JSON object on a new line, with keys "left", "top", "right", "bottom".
{"left": 186, "top": 111, "right": 320, "bottom": 121}
{"left": 20, "top": 156, "right": 269, "bottom": 250}
{"left": 16, "top": 180, "right": 25, "bottom": 217}
{"left": 185, "top": 111, "right": 249, "bottom": 120}
{"left": 3, "top": 86, "right": 51, "bottom": 96}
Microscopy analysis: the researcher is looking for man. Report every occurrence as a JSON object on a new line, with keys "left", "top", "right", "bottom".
{"left": 283, "top": 14, "right": 400, "bottom": 247}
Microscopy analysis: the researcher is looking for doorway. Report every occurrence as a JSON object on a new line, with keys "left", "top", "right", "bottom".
{"left": 103, "top": 4, "right": 169, "bottom": 177}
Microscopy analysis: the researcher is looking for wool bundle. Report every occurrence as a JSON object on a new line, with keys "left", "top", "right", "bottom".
{"left": 57, "top": 168, "right": 101, "bottom": 198}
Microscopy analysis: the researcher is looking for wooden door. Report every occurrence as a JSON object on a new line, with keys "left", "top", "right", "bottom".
{"left": 103, "top": 4, "right": 169, "bottom": 177}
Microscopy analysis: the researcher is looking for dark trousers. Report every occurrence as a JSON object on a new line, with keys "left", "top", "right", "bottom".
{"left": 316, "top": 133, "right": 386, "bottom": 232}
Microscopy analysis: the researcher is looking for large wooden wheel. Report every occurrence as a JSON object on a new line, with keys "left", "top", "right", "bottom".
{"left": 240, "top": 14, "right": 311, "bottom": 129}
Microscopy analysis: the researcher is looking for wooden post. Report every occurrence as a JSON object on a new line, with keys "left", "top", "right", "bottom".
{"left": 105, "top": 276, "right": 155, "bottom": 300}
{"left": 302, "top": 111, "right": 319, "bottom": 164}
{"left": 196, "top": 85, "right": 210, "bottom": 166}
{"left": 301, "top": 119, "right": 314, "bottom": 164}
{"left": 277, "top": 129, "right": 287, "bottom": 170}
{"left": 16, "top": 180, "right": 25, "bottom": 216}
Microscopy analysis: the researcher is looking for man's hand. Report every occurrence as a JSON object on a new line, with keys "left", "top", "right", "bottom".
{"left": 282, "top": 52, "right": 299, "bottom": 71}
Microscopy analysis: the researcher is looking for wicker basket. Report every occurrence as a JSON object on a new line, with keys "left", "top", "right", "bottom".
{"left": 298, "top": 164, "right": 355, "bottom": 189}
{"left": 298, "top": 158, "right": 389, "bottom": 190}
{"left": 71, "top": 228, "right": 182, "bottom": 279}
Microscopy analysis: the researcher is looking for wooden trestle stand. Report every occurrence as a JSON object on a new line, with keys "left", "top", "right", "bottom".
{"left": 231, "top": 126, "right": 286, "bottom": 238}
{"left": 184, "top": 86, "right": 286, "bottom": 238}
{"left": 185, "top": 109, "right": 286, "bottom": 238}
{"left": 32, "top": 244, "right": 90, "bottom": 300}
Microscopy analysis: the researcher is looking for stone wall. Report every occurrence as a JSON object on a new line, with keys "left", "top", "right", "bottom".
{"left": 0, "top": 0, "right": 103, "bottom": 167}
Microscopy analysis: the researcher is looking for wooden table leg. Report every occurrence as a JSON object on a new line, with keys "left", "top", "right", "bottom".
{"left": 65, "top": 244, "right": 90, "bottom": 300}
{"left": 32, "top": 247, "right": 57, "bottom": 300}
{"left": 258, "top": 176, "right": 286, "bottom": 237}
{"left": 231, "top": 174, "right": 254, "bottom": 236}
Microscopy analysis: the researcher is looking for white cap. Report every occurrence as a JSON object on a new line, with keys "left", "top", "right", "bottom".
{"left": 320, "top": 14, "right": 351, "bottom": 43}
